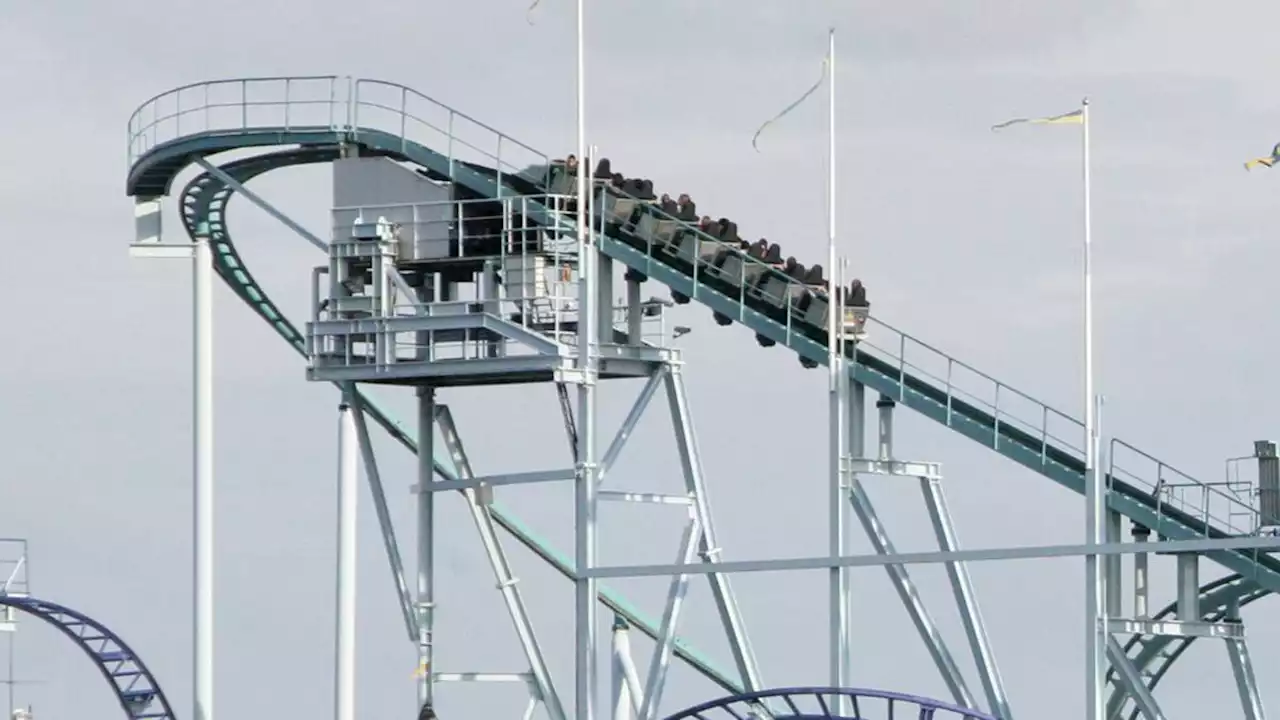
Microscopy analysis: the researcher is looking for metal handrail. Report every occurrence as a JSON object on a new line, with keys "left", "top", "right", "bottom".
{"left": 128, "top": 76, "right": 1269, "bottom": 545}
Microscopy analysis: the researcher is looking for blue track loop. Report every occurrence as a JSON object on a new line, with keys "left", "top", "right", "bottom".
{"left": 0, "top": 596, "right": 176, "bottom": 720}
{"left": 662, "top": 687, "right": 995, "bottom": 720}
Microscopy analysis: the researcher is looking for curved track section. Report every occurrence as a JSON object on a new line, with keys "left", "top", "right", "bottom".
{"left": 0, "top": 596, "right": 176, "bottom": 720}
{"left": 661, "top": 687, "right": 995, "bottom": 720}
{"left": 1107, "top": 572, "right": 1267, "bottom": 719}
{"left": 125, "top": 77, "right": 1275, "bottom": 710}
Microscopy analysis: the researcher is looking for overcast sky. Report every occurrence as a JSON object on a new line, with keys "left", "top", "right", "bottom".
{"left": 1, "top": 1, "right": 1278, "bottom": 719}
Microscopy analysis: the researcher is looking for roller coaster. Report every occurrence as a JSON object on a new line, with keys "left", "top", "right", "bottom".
{"left": 0, "top": 541, "right": 176, "bottom": 720}
{"left": 109, "top": 75, "right": 1276, "bottom": 719}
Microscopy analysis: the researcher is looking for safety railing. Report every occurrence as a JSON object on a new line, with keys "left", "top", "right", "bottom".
{"left": 859, "top": 316, "right": 1088, "bottom": 459}
{"left": 132, "top": 77, "right": 1265, "bottom": 547}
{"left": 127, "top": 76, "right": 349, "bottom": 166}
{"left": 330, "top": 194, "right": 579, "bottom": 264}
{"left": 126, "top": 77, "right": 554, "bottom": 196}
{"left": 0, "top": 539, "right": 28, "bottom": 596}
{"left": 351, "top": 79, "right": 551, "bottom": 195}
{"left": 1109, "top": 440, "right": 1265, "bottom": 537}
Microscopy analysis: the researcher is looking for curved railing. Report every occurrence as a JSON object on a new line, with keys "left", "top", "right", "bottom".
{"left": 127, "top": 76, "right": 550, "bottom": 191}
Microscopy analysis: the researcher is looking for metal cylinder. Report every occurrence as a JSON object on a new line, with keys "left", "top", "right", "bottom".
{"left": 1176, "top": 553, "right": 1199, "bottom": 621}
{"left": 1256, "top": 442, "right": 1280, "bottom": 527}
{"left": 1131, "top": 524, "right": 1149, "bottom": 618}
{"left": 876, "top": 395, "right": 894, "bottom": 461}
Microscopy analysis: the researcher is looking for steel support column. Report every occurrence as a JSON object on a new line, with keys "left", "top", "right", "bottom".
{"left": 416, "top": 388, "right": 437, "bottom": 708}
{"left": 829, "top": 345, "right": 851, "bottom": 714}
{"left": 192, "top": 227, "right": 215, "bottom": 720}
{"left": 347, "top": 391, "right": 420, "bottom": 640}
{"left": 334, "top": 398, "right": 359, "bottom": 720}
{"left": 1105, "top": 636, "right": 1166, "bottom": 720}
{"left": 433, "top": 406, "right": 566, "bottom": 720}
{"left": 637, "top": 517, "right": 700, "bottom": 720}
{"left": 920, "top": 475, "right": 1011, "bottom": 719}
{"left": 664, "top": 369, "right": 762, "bottom": 692}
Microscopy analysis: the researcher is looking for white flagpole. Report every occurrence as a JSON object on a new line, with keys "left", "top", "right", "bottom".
{"left": 573, "top": 2, "right": 599, "bottom": 720}
{"left": 829, "top": 25, "right": 839, "bottom": 368}
{"left": 823, "top": 26, "right": 853, "bottom": 719}
{"left": 1081, "top": 96, "right": 1106, "bottom": 720}
{"left": 826, "top": 27, "right": 838, "bottom": 379}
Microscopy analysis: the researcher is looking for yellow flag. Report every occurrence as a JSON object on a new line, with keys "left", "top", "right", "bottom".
{"left": 991, "top": 109, "right": 1084, "bottom": 131}
{"left": 1244, "top": 143, "right": 1280, "bottom": 171}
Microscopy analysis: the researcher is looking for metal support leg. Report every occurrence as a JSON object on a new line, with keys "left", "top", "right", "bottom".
{"left": 434, "top": 407, "right": 566, "bottom": 720}
{"left": 1104, "top": 636, "right": 1166, "bottom": 720}
{"left": 334, "top": 398, "right": 358, "bottom": 720}
{"left": 598, "top": 367, "right": 667, "bottom": 484}
{"left": 347, "top": 391, "right": 420, "bottom": 640}
{"left": 597, "top": 254, "right": 615, "bottom": 344}
{"left": 920, "top": 476, "right": 1011, "bottom": 719}
{"left": 1132, "top": 525, "right": 1149, "bottom": 618}
{"left": 664, "top": 369, "right": 763, "bottom": 692}
{"left": 1225, "top": 598, "right": 1266, "bottom": 720}
{"left": 1176, "top": 554, "right": 1199, "bottom": 621}
{"left": 847, "top": 499, "right": 973, "bottom": 706}
{"left": 1106, "top": 511, "right": 1123, "bottom": 617}
{"left": 1226, "top": 638, "right": 1266, "bottom": 720}
{"left": 625, "top": 277, "right": 642, "bottom": 345}
{"left": 612, "top": 617, "right": 640, "bottom": 720}
{"left": 638, "top": 517, "right": 700, "bottom": 720}
{"left": 416, "top": 388, "right": 437, "bottom": 708}
{"left": 193, "top": 230, "right": 215, "bottom": 720}
{"left": 847, "top": 392, "right": 974, "bottom": 708}
{"left": 575, "top": 157, "right": 600, "bottom": 719}
{"left": 829, "top": 348, "right": 850, "bottom": 712}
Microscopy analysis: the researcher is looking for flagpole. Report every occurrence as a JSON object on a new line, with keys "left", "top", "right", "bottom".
{"left": 573, "top": 1, "right": 599, "bottom": 719}
{"left": 1081, "top": 96, "right": 1106, "bottom": 720}
{"left": 823, "top": 26, "right": 853, "bottom": 718}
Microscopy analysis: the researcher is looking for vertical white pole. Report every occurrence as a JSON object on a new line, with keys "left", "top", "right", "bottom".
{"left": 574, "top": 1, "right": 599, "bottom": 718}
{"left": 334, "top": 398, "right": 358, "bottom": 720}
{"left": 192, "top": 232, "right": 215, "bottom": 720}
{"left": 826, "top": 27, "right": 838, "bottom": 385}
{"left": 611, "top": 619, "right": 634, "bottom": 720}
{"left": 416, "top": 388, "right": 437, "bottom": 708}
{"left": 1081, "top": 97, "right": 1106, "bottom": 720}
{"left": 824, "top": 27, "right": 851, "bottom": 715}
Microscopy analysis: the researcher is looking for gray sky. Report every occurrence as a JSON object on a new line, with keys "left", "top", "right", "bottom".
{"left": 1, "top": 0, "right": 1277, "bottom": 718}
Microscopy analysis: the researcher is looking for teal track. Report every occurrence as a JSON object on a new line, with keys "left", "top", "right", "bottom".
{"left": 126, "top": 78, "right": 1275, "bottom": 712}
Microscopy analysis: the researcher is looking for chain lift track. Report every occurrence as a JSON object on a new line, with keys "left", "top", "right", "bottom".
{"left": 124, "top": 76, "right": 1277, "bottom": 717}
{"left": 0, "top": 596, "right": 176, "bottom": 720}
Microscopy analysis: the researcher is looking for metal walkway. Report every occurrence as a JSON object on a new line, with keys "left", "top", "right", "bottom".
{"left": 125, "top": 76, "right": 1277, "bottom": 712}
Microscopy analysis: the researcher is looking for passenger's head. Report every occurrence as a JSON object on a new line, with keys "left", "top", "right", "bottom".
{"left": 850, "top": 278, "right": 863, "bottom": 290}
{"left": 661, "top": 193, "right": 672, "bottom": 203}
{"left": 678, "top": 193, "right": 691, "bottom": 205}
{"left": 566, "top": 154, "right": 579, "bottom": 171}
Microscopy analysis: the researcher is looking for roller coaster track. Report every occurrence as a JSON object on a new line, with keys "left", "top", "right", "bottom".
{"left": 663, "top": 686, "right": 996, "bottom": 720}
{"left": 126, "top": 76, "right": 1276, "bottom": 713}
{"left": 0, "top": 596, "right": 176, "bottom": 720}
